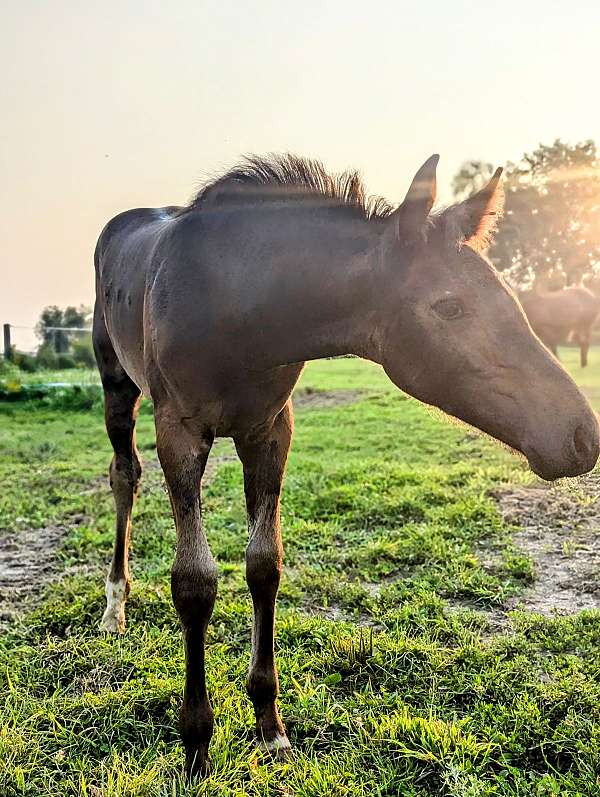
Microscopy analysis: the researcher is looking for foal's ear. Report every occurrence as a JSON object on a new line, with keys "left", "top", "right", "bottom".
{"left": 394, "top": 154, "right": 439, "bottom": 243}
{"left": 446, "top": 167, "right": 504, "bottom": 252}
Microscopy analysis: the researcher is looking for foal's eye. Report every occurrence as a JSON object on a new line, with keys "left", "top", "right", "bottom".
{"left": 432, "top": 297, "right": 464, "bottom": 320}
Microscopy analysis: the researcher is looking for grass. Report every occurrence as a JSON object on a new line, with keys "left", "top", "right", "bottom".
{"left": 560, "top": 347, "right": 600, "bottom": 411}
{"left": 0, "top": 365, "right": 101, "bottom": 386}
{"left": 1, "top": 351, "right": 600, "bottom": 796}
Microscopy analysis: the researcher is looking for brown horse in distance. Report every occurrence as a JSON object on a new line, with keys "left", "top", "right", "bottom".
{"left": 519, "top": 285, "right": 600, "bottom": 366}
{"left": 93, "top": 153, "right": 599, "bottom": 777}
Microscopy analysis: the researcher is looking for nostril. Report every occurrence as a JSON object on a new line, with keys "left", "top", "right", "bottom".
{"left": 573, "top": 424, "right": 591, "bottom": 459}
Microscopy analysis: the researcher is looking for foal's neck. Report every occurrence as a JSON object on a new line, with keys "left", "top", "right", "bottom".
{"left": 266, "top": 212, "right": 384, "bottom": 365}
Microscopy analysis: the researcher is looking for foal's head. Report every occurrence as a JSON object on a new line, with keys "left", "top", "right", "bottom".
{"left": 378, "top": 156, "right": 598, "bottom": 479}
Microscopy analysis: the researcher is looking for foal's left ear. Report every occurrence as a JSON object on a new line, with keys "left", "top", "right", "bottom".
{"left": 446, "top": 167, "right": 504, "bottom": 252}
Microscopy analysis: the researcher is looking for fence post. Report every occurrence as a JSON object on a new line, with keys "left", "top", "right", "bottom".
{"left": 3, "top": 324, "right": 11, "bottom": 360}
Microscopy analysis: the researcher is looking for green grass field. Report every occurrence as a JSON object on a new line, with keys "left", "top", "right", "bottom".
{"left": 1, "top": 350, "right": 600, "bottom": 796}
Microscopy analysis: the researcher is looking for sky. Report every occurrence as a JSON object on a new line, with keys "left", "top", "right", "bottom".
{"left": 2, "top": 0, "right": 600, "bottom": 351}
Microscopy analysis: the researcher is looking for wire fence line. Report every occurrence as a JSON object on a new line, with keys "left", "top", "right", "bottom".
{"left": 2, "top": 323, "right": 92, "bottom": 358}
{"left": 9, "top": 325, "right": 92, "bottom": 333}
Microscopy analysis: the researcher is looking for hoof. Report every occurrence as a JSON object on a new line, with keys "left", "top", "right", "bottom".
{"left": 258, "top": 732, "right": 292, "bottom": 759}
{"left": 185, "top": 747, "right": 210, "bottom": 780}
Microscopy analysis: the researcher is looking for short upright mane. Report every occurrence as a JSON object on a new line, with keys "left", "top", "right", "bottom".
{"left": 184, "top": 153, "right": 395, "bottom": 220}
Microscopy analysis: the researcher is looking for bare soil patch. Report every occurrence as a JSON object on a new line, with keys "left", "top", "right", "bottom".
{"left": 442, "top": 476, "right": 600, "bottom": 632}
{"left": 293, "top": 388, "right": 365, "bottom": 411}
{"left": 0, "top": 441, "right": 237, "bottom": 625}
{"left": 494, "top": 474, "right": 600, "bottom": 615}
{"left": 492, "top": 475, "right": 600, "bottom": 615}
{"left": 304, "top": 475, "right": 600, "bottom": 630}
{"left": 0, "top": 522, "right": 71, "bottom": 624}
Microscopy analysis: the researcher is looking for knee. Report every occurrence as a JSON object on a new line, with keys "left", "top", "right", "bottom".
{"left": 109, "top": 453, "right": 142, "bottom": 494}
{"left": 246, "top": 539, "right": 282, "bottom": 595}
{"left": 131, "top": 451, "right": 142, "bottom": 494}
{"left": 132, "top": 448, "right": 142, "bottom": 481}
{"left": 171, "top": 558, "right": 218, "bottom": 627}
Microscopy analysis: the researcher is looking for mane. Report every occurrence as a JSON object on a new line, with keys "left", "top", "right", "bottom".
{"left": 183, "top": 153, "right": 395, "bottom": 221}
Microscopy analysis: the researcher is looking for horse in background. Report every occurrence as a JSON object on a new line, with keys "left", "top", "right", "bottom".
{"left": 519, "top": 285, "right": 600, "bottom": 367}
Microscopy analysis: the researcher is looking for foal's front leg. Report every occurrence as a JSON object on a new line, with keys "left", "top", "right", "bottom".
{"left": 155, "top": 410, "right": 217, "bottom": 778}
{"left": 235, "top": 402, "right": 293, "bottom": 754}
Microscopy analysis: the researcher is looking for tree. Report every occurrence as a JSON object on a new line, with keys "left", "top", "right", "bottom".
{"left": 35, "top": 305, "right": 90, "bottom": 354}
{"left": 452, "top": 160, "right": 494, "bottom": 202}
{"left": 452, "top": 140, "right": 600, "bottom": 289}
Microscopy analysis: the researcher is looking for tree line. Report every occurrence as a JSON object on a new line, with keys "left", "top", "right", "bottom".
{"left": 452, "top": 138, "right": 600, "bottom": 291}
{"left": 8, "top": 305, "right": 95, "bottom": 372}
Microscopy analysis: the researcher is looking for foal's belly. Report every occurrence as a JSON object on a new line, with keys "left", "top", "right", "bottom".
{"left": 148, "top": 348, "right": 304, "bottom": 438}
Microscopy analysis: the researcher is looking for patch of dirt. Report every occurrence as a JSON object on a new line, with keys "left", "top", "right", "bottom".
{"left": 293, "top": 388, "right": 365, "bottom": 411}
{"left": 0, "top": 442, "right": 237, "bottom": 626}
{"left": 0, "top": 522, "right": 72, "bottom": 624}
{"left": 492, "top": 476, "right": 600, "bottom": 616}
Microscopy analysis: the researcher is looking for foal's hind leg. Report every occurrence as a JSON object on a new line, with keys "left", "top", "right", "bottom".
{"left": 94, "top": 320, "right": 142, "bottom": 633}
{"left": 234, "top": 401, "right": 293, "bottom": 755}
{"left": 155, "top": 408, "right": 217, "bottom": 778}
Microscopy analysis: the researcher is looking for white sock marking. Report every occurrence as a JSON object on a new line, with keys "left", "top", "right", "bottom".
{"left": 100, "top": 576, "right": 127, "bottom": 633}
{"left": 260, "top": 733, "right": 291, "bottom": 753}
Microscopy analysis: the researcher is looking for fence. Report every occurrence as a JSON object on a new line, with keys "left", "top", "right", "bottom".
{"left": 2, "top": 323, "right": 92, "bottom": 359}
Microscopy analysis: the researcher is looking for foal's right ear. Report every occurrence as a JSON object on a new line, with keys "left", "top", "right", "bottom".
{"left": 394, "top": 154, "right": 439, "bottom": 243}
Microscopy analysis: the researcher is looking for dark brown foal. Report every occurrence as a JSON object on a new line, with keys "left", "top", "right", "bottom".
{"left": 235, "top": 401, "right": 293, "bottom": 754}
{"left": 94, "top": 153, "right": 599, "bottom": 777}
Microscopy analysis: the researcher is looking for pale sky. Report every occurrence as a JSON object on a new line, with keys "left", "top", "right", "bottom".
{"left": 2, "top": 0, "right": 599, "bottom": 351}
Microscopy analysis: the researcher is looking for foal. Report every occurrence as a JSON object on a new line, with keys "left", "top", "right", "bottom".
{"left": 93, "top": 153, "right": 598, "bottom": 775}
